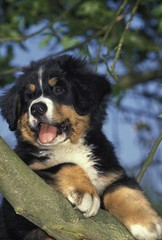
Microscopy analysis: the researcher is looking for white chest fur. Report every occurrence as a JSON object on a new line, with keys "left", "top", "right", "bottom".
{"left": 46, "top": 139, "right": 106, "bottom": 194}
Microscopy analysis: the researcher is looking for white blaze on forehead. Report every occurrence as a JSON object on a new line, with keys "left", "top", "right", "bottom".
{"left": 28, "top": 66, "right": 54, "bottom": 127}
{"left": 38, "top": 66, "right": 44, "bottom": 92}
{"left": 29, "top": 95, "right": 54, "bottom": 127}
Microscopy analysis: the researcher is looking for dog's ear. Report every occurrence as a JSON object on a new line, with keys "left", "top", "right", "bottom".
{"left": 0, "top": 85, "right": 21, "bottom": 131}
{"left": 58, "top": 55, "right": 111, "bottom": 115}
{"left": 72, "top": 74, "right": 111, "bottom": 115}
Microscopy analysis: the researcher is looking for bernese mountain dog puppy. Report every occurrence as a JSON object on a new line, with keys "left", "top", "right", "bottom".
{"left": 0, "top": 55, "right": 162, "bottom": 240}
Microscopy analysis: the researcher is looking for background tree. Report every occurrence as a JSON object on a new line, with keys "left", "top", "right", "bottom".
{"left": 0, "top": 0, "right": 162, "bottom": 211}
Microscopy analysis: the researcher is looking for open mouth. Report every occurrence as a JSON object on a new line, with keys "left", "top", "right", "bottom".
{"left": 39, "top": 123, "right": 58, "bottom": 144}
{"left": 33, "top": 120, "right": 70, "bottom": 145}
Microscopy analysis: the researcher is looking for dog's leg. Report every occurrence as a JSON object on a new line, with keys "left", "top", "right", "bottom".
{"left": 50, "top": 164, "right": 100, "bottom": 218}
{"left": 103, "top": 179, "right": 162, "bottom": 240}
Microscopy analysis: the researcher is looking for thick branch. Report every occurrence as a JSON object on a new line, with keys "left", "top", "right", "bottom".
{"left": 0, "top": 137, "right": 134, "bottom": 240}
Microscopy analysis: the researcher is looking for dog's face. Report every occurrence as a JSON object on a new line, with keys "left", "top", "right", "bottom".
{"left": 0, "top": 55, "right": 111, "bottom": 147}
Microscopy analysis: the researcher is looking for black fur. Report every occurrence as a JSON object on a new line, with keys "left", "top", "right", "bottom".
{"left": 0, "top": 55, "right": 160, "bottom": 240}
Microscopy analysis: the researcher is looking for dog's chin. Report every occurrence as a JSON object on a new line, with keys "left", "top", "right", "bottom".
{"left": 33, "top": 121, "right": 69, "bottom": 147}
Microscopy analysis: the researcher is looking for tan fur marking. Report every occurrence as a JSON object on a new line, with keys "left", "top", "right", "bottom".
{"left": 101, "top": 171, "right": 124, "bottom": 187}
{"left": 48, "top": 78, "right": 57, "bottom": 87}
{"left": 28, "top": 84, "right": 36, "bottom": 93}
{"left": 18, "top": 113, "right": 36, "bottom": 144}
{"left": 50, "top": 165, "right": 97, "bottom": 198}
{"left": 54, "top": 104, "right": 90, "bottom": 143}
{"left": 28, "top": 161, "right": 50, "bottom": 170}
{"left": 103, "top": 186, "right": 159, "bottom": 229}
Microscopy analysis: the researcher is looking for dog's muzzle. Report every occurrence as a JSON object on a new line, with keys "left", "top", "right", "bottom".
{"left": 29, "top": 101, "right": 70, "bottom": 145}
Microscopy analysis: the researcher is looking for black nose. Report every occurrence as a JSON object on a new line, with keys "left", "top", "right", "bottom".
{"left": 31, "top": 102, "right": 47, "bottom": 117}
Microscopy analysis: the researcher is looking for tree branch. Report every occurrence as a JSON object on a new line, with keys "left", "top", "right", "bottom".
{"left": 111, "top": 0, "right": 141, "bottom": 79}
{"left": 0, "top": 137, "right": 134, "bottom": 240}
{"left": 119, "top": 69, "right": 162, "bottom": 90}
{"left": 136, "top": 132, "right": 162, "bottom": 183}
{"left": 0, "top": 24, "right": 51, "bottom": 43}
{"left": 0, "top": 67, "right": 20, "bottom": 76}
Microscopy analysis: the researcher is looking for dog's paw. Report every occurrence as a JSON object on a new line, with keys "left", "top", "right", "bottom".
{"left": 67, "top": 189, "right": 100, "bottom": 217}
{"left": 129, "top": 217, "right": 162, "bottom": 240}
{"left": 52, "top": 164, "right": 101, "bottom": 217}
{"left": 103, "top": 186, "right": 162, "bottom": 240}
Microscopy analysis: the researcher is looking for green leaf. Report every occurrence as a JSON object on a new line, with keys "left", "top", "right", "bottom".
{"left": 159, "top": 114, "right": 162, "bottom": 118}
{"left": 61, "top": 36, "right": 80, "bottom": 49}
{"left": 39, "top": 35, "right": 52, "bottom": 48}
{"left": 152, "top": 3, "right": 162, "bottom": 17}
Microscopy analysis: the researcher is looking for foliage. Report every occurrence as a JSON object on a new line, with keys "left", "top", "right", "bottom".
{"left": 1, "top": 0, "right": 162, "bottom": 82}
{"left": 0, "top": 0, "right": 162, "bottom": 206}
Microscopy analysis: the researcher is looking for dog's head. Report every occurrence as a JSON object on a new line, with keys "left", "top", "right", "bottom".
{"left": 0, "top": 55, "right": 111, "bottom": 146}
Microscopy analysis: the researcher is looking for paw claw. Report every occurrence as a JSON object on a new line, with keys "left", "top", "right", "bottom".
{"left": 83, "top": 195, "right": 100, "bottom": 218}
{"left": 77, "top": 193, "right": 92, "bottom": 213}
{"left": 67, "top": 190, "right": 100, "bottom": 217}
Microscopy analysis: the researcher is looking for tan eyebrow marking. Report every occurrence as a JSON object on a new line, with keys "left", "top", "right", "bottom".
{"left": 28, "top": 84, "right": 36, "bottom": 93}
{"left": 48, "top": 78, "right": 57, "bottom": 87}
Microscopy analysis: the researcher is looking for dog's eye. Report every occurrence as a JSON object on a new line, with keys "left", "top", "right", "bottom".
{"left": 53, "top": 86, "right": 65, "bottom": 95}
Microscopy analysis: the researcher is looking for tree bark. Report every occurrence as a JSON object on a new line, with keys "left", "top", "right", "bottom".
{"left": 0, "top": 137, "right": 135, "bottom": 240}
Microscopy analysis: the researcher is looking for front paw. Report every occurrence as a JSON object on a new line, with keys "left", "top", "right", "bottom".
{"left": 130, "top": 217, "right": 162, "bottom": 240}
{"left": 52, "top": 164, "right": 100, "bottom": 217}
{"left": 67, "top": 188, "right": 100, "bottom": 218}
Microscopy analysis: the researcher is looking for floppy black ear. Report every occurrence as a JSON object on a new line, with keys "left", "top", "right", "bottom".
{"left": 56, "top": 54, "right": 111, "bottom": 115}
{"left": 72, "top": 74, "right": 111, "bottom": 115}
{"left": 0, "top": 85, "right": 21, "bottom": 131}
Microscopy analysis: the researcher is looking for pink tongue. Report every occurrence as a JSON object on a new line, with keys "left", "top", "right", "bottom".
{"left": 39, "top": 123, "right": 57, "bottom": 144}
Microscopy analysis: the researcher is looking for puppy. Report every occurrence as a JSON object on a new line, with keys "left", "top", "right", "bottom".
{"left": 0, "top": 55, "right": 162, "bottom": 240}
